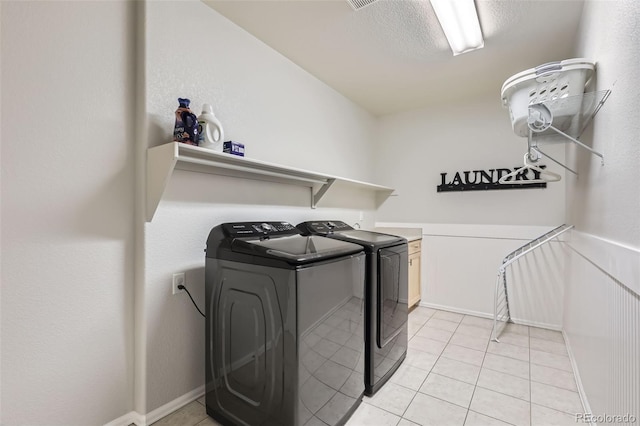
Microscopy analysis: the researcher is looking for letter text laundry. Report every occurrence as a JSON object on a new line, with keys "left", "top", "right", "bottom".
{"left": 437, "top": 166, "right": 548, "bottom": 192}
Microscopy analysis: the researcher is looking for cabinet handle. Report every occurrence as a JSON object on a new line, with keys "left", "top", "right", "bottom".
{"left": 409, "top": 259, "right": 413, "bottom": 266}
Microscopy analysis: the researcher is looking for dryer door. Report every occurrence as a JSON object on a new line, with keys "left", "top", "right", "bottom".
{"left": 377, "top": 244, "right": 409, "bottom": 348}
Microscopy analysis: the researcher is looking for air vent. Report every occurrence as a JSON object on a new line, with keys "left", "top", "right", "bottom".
{"left": 346, "top": 0, "right": 379, "bottom": 10}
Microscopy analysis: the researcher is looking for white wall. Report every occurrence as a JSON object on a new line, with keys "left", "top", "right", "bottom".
{"left": 145, "top": 2, "right": 375, "bottom": 179}
{"left": 0, "top": 0, "right": 383, "bottom": 422}
{"left": 563, "top": 0, "right": 640, "bottom": 419}
{"left": 0, "top": 2, "right": 136, "bottom": 425}
{"left": 374, "top": 93, "right": 568, "bottom": 328}
{"left": 374, "top": 93, "right": 566, "bottom": 225}
{"left": 140, "top": 0, "right": 380, "bottom": 415}
{"left": 566, "top": 1, "right": 640, "bottom": 248}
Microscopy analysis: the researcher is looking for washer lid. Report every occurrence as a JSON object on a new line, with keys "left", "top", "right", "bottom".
{"left": 332, "top": 230, "right": 406, "bottom": 249}
{"left": 231, "top": 234, "right": 363, "bottom": 264}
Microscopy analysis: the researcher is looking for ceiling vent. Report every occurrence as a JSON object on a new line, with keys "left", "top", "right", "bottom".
{"left": 346, "top": 0, "right": 379, "bottom": 11}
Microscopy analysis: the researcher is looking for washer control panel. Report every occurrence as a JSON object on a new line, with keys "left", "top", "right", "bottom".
{"left": 298, "top": 220, "right": 353, "bottom": 235}
{"left": 222, "top": 221, "right": 298, "bottom": 238}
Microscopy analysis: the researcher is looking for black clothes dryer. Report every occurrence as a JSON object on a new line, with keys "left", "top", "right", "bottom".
{"left": 297, "top": 221, "right": 408, "bottom": 396}
{"left": 205, "top": 221, "right": 366, "bottom": 426}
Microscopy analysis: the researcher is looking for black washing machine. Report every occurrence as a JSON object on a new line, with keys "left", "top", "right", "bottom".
{"left": 205, "top": 221, "right": 366, "bottom": 426}
{"left": 297, "top": 221, "right": 408, "bottom": 396}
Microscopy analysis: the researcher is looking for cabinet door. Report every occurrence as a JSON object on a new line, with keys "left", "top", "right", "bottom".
{"left": 408, "top": 251, "right": 421, "bottom": 308}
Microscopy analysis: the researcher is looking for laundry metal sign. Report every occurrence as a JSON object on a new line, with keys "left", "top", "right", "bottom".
{"left": 437, "top": 166, "right": 548, "bottom": 192}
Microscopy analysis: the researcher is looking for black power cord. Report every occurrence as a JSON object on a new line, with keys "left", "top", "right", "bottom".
{"left": 178, "top": 284, "right": 206, "bottom": 318}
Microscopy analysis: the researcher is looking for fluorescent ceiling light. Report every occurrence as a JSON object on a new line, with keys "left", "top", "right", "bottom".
{"left": 429, "top": 0, "right": 484, "bottom": 56}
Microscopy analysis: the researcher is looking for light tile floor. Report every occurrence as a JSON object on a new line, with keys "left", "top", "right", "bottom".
{"left": 152, "top": 308, "right": 584, "bottom": 426}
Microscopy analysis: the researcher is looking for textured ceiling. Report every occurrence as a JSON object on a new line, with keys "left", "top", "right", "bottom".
{"left": 203, "top": 0, "right": 585, "bottom": 116}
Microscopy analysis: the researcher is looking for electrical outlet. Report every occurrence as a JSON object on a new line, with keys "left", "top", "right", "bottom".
{"left": 172, "top": 273, "right": 185, "bottom": 295}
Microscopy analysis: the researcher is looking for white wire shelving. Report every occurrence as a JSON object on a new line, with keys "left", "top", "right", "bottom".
{"left": 491, "top": 224, "right": 574, "bottom": 342}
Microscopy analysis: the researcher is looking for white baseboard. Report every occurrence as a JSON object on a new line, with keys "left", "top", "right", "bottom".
{"left": 562, "top": 330, "right": 595, "bottom": 426}
{"left": 103, "top": 411, "right": 145, "bottom": 426}
{"left": 104, "top": 385, "right": 205, "bottom": 426}
{"left": 419, "top": 301, "right": 493, "bottom": 319}
{"left": 509, "top": 316, "right": 562, "bottom": 331}
{"left": 419, "top": 301, "right": 563, "bottom": 331}
{"left": 145, "top": 385, "right": 205, "bottom": 426}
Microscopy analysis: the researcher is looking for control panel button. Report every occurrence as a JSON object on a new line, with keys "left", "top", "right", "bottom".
{"left": 225, "top": 221, "right": 297, "bottom": 237}
{"left": 253, "top": 223, "right": 274, "bottom": 233}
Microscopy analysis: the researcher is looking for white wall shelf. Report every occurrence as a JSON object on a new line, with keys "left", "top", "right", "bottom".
{"left": 146, "top": 142, "right": 395, "bottom": 221}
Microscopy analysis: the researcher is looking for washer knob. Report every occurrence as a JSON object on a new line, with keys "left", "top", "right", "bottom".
{"left": 260, "top": 223, "right": 273, "bottom": 232}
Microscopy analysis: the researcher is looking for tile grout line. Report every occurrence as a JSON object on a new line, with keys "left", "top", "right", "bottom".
{"left": 400, "top": 310, "right": 464, "bottom": 423}
{"left": 399, "top": 310, "right": 438, "bottom": 421}
{"left": 489, "top": 339, "right": 572, "bottom": 363}
{"left": 415, "top": 390, "right": 480, "bottom": 412}
{"left": 421, "top": 329, "right": 577, "bottom": 405}
{"left": 438, "top": 353, "right": 483, "bottom": 368}
{"left": 465, "top": 320, "right": 569, "bottom": 426}
{"left": 470, "top": 383, "right": 528, "bottom": 405}
{"left": 481, "top": 354, "right": 573, "bottom": 382}
{"left": 358, "top": 400, "right": 405, "bottom": 421}
{"left": 530, "top": 401, "right": 587, "bottom": 417}
{"left": 528, "top": 375, "right": 581, "bottom": 393}
{"left": 357, "top": 400, "right": 412, "bottom": 424}
{"left": 466, "top": 409, "right": 518, "bottom": 426}
{"left": 436, "top": 335, "right": 538, "bottom": 385}
{"left": 462, "top": 313, "right": 491, "bottom": 426}
{"left": 471, "top": 379, "right": 578, "bottom": 406}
